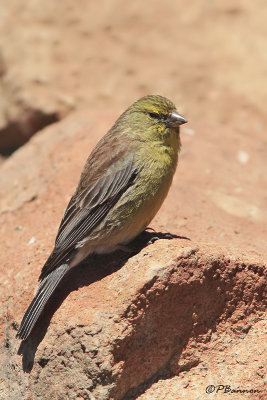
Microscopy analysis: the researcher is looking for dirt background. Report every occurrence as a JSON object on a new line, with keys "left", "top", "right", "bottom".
{"left": 0, "top": 1, "right": 266, "bottom": 399}
{"left": 1, "top": 0, "right": 267, "bottom": 151}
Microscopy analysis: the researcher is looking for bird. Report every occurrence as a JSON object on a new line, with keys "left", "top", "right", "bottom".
{"left": 16, "top": 95, "right": 187, "bottom": 340}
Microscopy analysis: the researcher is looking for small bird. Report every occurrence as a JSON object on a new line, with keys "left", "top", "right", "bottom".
{"left": 17, "top": 95, "right": 187, "bottom": 340}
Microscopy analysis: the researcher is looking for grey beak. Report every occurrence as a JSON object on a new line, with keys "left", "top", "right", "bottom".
{"left": 167, "top": 111, "right": 188, "bottom": 127}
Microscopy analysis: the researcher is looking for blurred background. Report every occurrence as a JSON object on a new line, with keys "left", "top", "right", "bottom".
{"left": 0, "top": 0, "right": 266, "bottom": 255}
{"left": 0, "top": 0, "right": 266, "bottom": 155}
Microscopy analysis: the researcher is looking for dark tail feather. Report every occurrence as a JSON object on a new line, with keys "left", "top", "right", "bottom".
{"left": 16, "top": 264, "right": 69, "bottom": 340}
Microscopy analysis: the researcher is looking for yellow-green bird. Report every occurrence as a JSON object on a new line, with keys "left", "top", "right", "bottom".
{"left": 17, "top": 95, "right": 187, "bottom": 340}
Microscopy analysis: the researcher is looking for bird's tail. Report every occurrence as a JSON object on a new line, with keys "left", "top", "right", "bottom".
{"left": 16, "top": 264, "right": 69, "bottom": 340}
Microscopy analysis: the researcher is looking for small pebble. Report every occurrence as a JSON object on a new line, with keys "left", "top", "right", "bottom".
{"left": 27, "top": 237, "right": 36, "bottom": 245}
{"left": 237, "top": 150, "right": 250, "bottom": 164}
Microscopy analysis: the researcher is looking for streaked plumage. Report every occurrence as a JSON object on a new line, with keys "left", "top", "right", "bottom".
{"left": 17, "top": 95, "right": 187, "bottom": 340}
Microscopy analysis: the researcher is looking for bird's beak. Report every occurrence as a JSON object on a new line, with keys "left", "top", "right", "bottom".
{"left": 166, "top": 111, "right": 188, "bottom": 127}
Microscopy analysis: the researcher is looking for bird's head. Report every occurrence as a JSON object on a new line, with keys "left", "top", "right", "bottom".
{"left": 121, "top": 95, "right": 187, "bottom": 144}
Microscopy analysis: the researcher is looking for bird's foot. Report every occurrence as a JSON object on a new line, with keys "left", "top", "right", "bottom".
{"left": 146, "top": 232, "right": 190, "bottom": 245}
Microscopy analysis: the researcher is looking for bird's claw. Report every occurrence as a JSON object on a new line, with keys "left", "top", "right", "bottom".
{"left": 146, "top": 232, "right": 190, "bottom": 246}
{"left": 146, "top": 236, "right": 160, "bottom": 245}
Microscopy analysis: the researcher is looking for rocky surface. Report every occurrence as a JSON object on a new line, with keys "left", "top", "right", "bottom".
{"left": 0, "top": 111, "right": 266, "bottom": 399}
{"left": 0, "top": 0, "right": 266, "bottom": 399}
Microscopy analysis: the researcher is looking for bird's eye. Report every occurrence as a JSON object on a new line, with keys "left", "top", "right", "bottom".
{"left": 148, "top": 112, "right": 160, "bottom": 119}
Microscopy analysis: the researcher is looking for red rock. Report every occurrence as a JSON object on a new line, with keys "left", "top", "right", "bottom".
{"left": 0, "top": 109, "right": 266, "bottom": 399}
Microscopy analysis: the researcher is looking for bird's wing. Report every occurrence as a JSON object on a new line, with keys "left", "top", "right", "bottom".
{"left": 39, "top": 156, "right": 138, "bottom": 280}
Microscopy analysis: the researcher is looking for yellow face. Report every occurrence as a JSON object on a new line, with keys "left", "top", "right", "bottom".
{"left": 121, "top": 95, "right": 187, "bottom": 145}
{"left": 133, "top": 94, "right": 177, "bottom": 115}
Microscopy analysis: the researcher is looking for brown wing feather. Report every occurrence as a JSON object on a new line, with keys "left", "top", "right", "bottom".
{"left": 39, "top": 147, "right": 138, "bottom": 280}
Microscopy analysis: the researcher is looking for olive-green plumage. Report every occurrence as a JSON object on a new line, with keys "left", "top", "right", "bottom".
{"left": 17, "top": 95, "right": 187, "bottom": 340}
